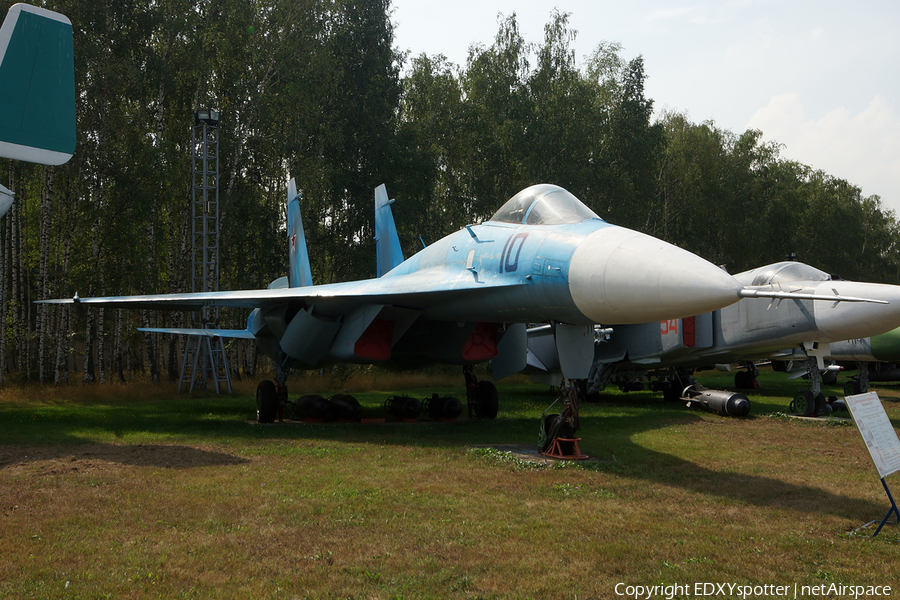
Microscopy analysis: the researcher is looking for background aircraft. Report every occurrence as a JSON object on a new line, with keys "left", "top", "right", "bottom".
{"left": 0, "top": 3, "right": 77, "bottom": 216}
{"left": 47, "top": 180, "right": 754, "bottom": 422}
{"left": 826, "top": 327, "right": 900, "bottom": 395}
{"left": 526, "top": 260, "right": 900, "bottom": 417}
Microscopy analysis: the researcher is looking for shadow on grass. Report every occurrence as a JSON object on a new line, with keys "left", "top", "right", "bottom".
{"left": 0, "top": 381, "right": 887, "bottom": 520}
{"left": 0, "top": 442, "right": 249, "bottom": 470}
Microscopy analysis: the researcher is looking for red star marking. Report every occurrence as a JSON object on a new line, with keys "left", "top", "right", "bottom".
{"left": 290, "top": 234, "right": 296, "bottom": 251}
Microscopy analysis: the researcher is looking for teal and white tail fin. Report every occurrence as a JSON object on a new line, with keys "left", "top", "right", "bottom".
{"left": 287, "top": 178, "right": 313, "bottom": 288}
{"left": 374, "top": 184, "right": 404, "bottom": 277}
{"left": 0, "top": 4, "right": 76, "bottom": 166}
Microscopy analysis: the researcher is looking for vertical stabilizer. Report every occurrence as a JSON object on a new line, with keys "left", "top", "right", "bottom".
{"left": 0, "top": 4, "right": 75, "bottom": 166}
{"left": 374, "top": 184, "right": 404, "bottom": 277}
{"left": 287, "top": 178, "right": 313, "bottom": 288}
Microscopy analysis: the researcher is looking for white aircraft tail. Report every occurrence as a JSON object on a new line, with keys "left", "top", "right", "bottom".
{"left": 286, "top": 178, "right": 313, "bottom": 288}
{"left": 0, "top": 4, "right": 75, "bottom": 166}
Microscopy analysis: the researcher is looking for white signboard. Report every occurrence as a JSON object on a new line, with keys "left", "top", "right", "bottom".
{"left": 845, "top": 392, "right": 900, "bottom": 479}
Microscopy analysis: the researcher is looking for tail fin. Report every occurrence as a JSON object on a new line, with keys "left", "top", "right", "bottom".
{"left": 287, "top": 178, "right": 313, "bottom": 288}
{"left": 374, "top": 184, "right": 404, "bottom": 277}
{"left": 0, "top": 4, "right": 75, "bottom": 166}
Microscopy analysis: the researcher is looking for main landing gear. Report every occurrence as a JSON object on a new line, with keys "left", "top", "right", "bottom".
{"left": 843, "top": 361, "right": 870, "bottom": 396}
{"left": 788, "top": 354, "right": 841, "bottom": 417}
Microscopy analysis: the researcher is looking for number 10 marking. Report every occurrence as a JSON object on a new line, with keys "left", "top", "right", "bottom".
{"left": 500, "top": 233, "right": 528, "bottom": 273}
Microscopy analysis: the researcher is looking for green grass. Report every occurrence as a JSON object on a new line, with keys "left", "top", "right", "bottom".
{"left": 1, "top": 368, "right": 898, "bottom": 599}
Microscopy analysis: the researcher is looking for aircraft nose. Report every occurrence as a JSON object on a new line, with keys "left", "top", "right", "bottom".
{"left": 814, "top": 281, "right": 900, "bottom": 340}
{"left": 568, "top": 226, "right": 742, "bottom": 324}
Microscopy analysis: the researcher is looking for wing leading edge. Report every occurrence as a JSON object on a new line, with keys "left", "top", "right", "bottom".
{"left": 40, "top": 270, "right": 527, "bottom": 318}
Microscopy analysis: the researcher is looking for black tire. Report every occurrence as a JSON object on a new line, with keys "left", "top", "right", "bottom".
{"left": 256, "top": 380, "right": 278, "bottom": 423}
{"left": 734, "top": 371, "right": 749, "bottom": 389}
{"left": 814, "top": 392, "right": 827, "bottom": 416}
{"left": 793, "top": 390, "right": 816, "bottom": 417}
{"left": 472, "top": 380, "right": 499, "bottom": 419}
{"left": 844, "top": 380, "right": 862, "bottom": 396}
{"left": 771, "top": 360, "right": 791, "bottom": 372}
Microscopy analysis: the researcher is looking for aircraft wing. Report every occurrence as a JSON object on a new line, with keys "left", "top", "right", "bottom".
{"left": 40, "top": 269, "right": 527, "bottom": 317}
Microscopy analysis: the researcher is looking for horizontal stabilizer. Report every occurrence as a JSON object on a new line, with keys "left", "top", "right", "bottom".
{"left": 137, "top": 327, "right": 256, "bottom": 339}
{"left": 0, "top": 4, "right": 75, "bottom": 165}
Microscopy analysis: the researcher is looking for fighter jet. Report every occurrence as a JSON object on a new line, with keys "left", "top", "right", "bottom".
{"left": 0, "top": 3, "right": 77, "bottom": 216}
{"left": 45, "top": 181, "right": 760, "bottom": 418}
{"left": 827, "top": 326, "right": 900, "bottom": 395}
{"left": 526, "top": 260, "right": 900, "bottom": 417}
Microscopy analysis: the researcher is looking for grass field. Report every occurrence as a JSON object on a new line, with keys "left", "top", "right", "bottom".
{"left": 1, "top": 368, "right": 898, "bottom": 599}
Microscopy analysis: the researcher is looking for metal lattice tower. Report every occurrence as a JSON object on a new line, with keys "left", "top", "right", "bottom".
{"left": 192, "top": 110, "right": 219, "bottom": 303}
{"left": 180, "top": 109, "right": 232, "bottom": 394}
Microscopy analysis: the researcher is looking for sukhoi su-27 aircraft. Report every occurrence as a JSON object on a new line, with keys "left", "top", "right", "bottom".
{"left": 41, "top": 181, "right": 866, "bottom": 422}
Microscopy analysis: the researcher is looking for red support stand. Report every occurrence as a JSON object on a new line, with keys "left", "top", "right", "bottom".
{"left": 541, "top": 437, "right": 589, "bottom": 460}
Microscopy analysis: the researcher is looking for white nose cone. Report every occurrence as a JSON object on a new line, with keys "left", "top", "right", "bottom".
{"left": 814, "top": 281, "right": 900, "bottom": 340}
{"left": 568, "top": 226, "right": 742, "bottom": 324}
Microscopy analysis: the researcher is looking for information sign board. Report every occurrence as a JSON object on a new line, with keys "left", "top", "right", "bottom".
{"left": 845, "top": 392, "right": 900, "bottom": 479}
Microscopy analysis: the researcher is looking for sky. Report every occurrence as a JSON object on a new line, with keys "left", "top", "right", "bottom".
{"left": 390, "top": 0, "right": 900, "bottom": 214}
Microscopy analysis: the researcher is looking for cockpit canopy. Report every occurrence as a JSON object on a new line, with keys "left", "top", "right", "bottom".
{"left": 489, "top": 184, "right": 602, "bottom": 225}
{"left": 741, "top": 261, "right": 832, "bottom": 286}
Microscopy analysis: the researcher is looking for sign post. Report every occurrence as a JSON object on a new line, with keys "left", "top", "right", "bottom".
{"left": 844, "top": 392, "right": 900, "bottom": 536}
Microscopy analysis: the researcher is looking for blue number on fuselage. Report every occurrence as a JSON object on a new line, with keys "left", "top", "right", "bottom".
{"left": 500, "top": 233, "right": 528, "bottom": 273}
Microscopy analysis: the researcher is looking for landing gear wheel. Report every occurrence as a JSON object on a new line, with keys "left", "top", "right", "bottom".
{"left": 844, "top": 380, "right": 862, "bottom": 396}
{"left": 734, "top": 371, "right": 749, "bottom": 389}
{"left": 472, "top": 380, "right": 499, "bottom": 419}
{"left": 256, "top": 380, "right": 278, "bottom": 423}
{"left": 792, "top": 390, "right": 816, "bottom": 417}
{"left": 814, "top": 392, "right": 827, "bottom": 416}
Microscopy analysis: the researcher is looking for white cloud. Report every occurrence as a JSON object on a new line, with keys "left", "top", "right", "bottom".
{"left": 748, "top": 93, "right": 900, "bottom": 214}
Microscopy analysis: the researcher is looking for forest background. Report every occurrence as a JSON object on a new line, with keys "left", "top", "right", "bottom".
{"left": 2, "top": 0, "right": 898, "bottom": 385}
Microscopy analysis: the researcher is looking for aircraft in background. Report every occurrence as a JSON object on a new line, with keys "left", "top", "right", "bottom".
{"left": 0, "top": 3, "right": 76, "bottom": 216}
{"left": 46, "top": 181, "right": 763, "bottom": 421}
{"left": 526, "top": 260, "right": 900, "bottom": 417}
{"left": 825, "top": 327, "right": 900, "bottom": 396}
